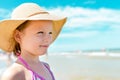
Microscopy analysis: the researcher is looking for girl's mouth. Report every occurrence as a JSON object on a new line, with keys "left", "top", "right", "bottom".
{"left": 40, "top": 45, "right": 49, "bottom": 48}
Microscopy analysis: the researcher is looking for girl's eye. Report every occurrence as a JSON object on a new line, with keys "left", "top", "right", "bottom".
{"left": 37, "top": 31, "right": 44, "bottom": 34}
{"left": 49, "top": 32, "right": 52, "bottom": 34}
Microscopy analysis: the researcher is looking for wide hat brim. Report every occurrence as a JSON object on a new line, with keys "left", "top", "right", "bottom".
{"left": 0, "top": 14, "right": 67, "bottom": 52}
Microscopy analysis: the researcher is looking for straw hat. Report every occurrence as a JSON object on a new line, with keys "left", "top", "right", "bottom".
{"left": 0, "top": 3, "right": 67, "bottom": 52}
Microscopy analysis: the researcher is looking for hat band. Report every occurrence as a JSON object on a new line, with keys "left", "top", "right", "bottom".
{"left": 28, "top": 12, "right": 49, "bottom": 17}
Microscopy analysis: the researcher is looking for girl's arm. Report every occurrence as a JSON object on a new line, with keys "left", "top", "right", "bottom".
{"left": 1, "top": 64, "right": 25, "bottom": 80}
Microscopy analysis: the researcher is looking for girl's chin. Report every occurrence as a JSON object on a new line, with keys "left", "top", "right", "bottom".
{"left": 38, "top": 50, "right": 47, "bottom": 55}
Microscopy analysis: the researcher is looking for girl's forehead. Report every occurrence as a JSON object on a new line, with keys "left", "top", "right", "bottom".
{"left": 23, "top": 20, "right": 53, "bottom": 32}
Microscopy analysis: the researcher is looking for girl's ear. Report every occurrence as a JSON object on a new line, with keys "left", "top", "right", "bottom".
{"left": 14, "top": 30, "right": 22, "bottom": 43}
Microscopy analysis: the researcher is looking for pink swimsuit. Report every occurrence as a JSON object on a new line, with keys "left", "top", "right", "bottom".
{"left": 18, "top": 56, "right": 55, "bottom": 80}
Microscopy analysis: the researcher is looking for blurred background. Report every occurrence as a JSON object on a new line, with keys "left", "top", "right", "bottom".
{"left": 0, "top": 0, "right": 120, "bottom": 80}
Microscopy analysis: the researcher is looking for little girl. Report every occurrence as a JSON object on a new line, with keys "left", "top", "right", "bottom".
{"left": 0, "top": 3, "right": 67, "bottom": 80}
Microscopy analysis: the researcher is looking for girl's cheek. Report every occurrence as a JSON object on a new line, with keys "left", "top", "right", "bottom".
{"left": 36, "top": 34, "right": 43, "bottom": 38}
{"left": 50, "top": 36, "right": 53, "bottom": 41}
{"left": 35, "top": 36, "right": 43, "bottom": 42}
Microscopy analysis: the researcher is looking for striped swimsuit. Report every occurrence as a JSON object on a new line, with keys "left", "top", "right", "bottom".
{"left": 18, "top": 56, "right": 55, "bottom": 80}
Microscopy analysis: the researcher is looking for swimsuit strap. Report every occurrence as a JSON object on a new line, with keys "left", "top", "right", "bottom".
{"left": 18, "top": 56, "right": 45, "bottom": 80}
{"left": 43, "top": 63, "right": 55, "bottom": 80}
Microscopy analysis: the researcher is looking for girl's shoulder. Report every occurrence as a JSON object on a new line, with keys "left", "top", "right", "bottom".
{"left": 1, "top": 63, "right": 26, "bottom": 80}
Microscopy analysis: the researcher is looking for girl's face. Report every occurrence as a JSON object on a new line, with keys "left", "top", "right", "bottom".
{"left": 15, "top": 20, "right": 53, "bottom": 56}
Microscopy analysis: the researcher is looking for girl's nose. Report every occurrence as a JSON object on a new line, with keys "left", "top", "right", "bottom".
{"left": 43, "top": 34, "right": 52, "bottom": 43}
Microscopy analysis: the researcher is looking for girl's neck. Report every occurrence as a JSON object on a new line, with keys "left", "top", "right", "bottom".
{"left": 19, "top": 51, "right": 40, "bottom": 64}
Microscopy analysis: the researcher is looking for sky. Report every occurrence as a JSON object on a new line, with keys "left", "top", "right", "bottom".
{"left": 0, "top": 0, "right": 120, "bottom": 52}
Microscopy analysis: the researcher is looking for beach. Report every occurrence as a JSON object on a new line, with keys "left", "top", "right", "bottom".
{"left": 1, "top": 52, "right": 120, "bottom": 80}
